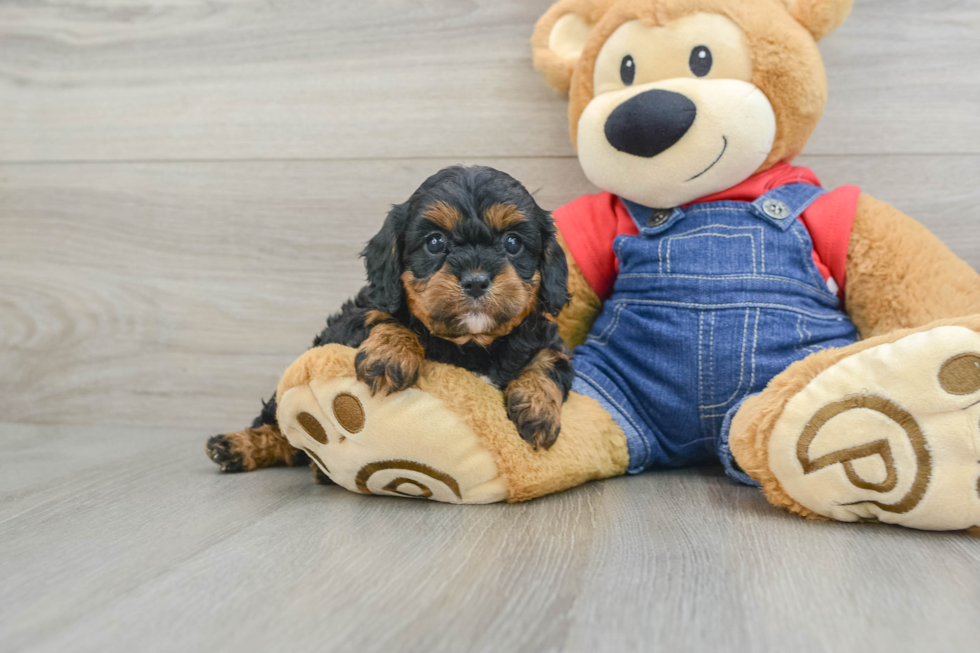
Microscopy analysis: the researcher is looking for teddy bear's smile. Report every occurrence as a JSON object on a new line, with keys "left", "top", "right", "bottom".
{"left": 576, "top": 77, "right": 776, "bottom": 209}
{"left": 686, "top": 135, "right": 727, "bottom": 182}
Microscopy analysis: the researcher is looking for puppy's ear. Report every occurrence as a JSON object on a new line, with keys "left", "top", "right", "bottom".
{"left": 361, "top": 202, "right": 409, "bottom": 315}
{"left": 538, "top": 222, "right": 570, "bottom": 317}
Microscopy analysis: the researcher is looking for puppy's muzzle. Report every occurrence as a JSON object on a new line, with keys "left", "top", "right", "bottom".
{"left": 604, "top": 89, "right": 697, "bottom": 158}
{"left": 460, "top": 271, "right": 491, "bottom": 300}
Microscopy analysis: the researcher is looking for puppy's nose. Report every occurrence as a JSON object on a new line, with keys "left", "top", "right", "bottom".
{"left": 460, "top": 272, "right": 491, "bottom": 299}
{"left": 604, "top": 89, "right": 697, "bottom": 158}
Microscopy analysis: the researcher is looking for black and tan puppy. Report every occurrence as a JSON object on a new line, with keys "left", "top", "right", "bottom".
{"left": 207, "top": 166, "right": 573, "bottom": 480}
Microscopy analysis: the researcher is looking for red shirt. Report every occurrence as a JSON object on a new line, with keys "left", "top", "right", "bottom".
{"left": 554, "top": 163, "right": 860, "bottom": 302}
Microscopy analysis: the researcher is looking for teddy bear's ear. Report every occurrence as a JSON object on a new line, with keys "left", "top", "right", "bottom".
{"left": 782, "top": 0, "right": 854, "bottom": 41}
{"left": 531, "top": 0, "right": 616, "bottom": 94}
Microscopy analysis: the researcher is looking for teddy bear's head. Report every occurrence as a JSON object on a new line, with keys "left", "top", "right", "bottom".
{"left": 532, "top": 0, "right": 852, "bottom": 208}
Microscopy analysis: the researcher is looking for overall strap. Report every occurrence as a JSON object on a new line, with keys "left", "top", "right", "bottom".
{"left": 748, "top": 183, "right": 827, "bottom": 231}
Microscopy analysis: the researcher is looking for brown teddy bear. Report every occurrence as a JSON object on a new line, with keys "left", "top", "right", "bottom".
{"left": 267, "top": 0, "right": 980, "bottom": 530}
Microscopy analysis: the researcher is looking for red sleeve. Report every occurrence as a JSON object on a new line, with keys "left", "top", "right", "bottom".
{"left": 553, "top": 192, "right": 639, "bottom": 300}
{"left": 799, "top": 185, "right": 861, "bottom": 300}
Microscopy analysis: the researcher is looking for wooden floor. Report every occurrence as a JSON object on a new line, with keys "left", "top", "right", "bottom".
{"left": 2, "top": 1, "right": 979, "bottom": 651}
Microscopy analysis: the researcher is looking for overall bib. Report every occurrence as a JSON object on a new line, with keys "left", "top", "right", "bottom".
{"left": 570, "top": 183, "right": 860, "bottom": 484}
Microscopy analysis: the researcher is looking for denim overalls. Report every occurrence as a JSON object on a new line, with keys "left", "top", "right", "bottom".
{"left": 570, "top": 183, "right": 859, "bottom": 484}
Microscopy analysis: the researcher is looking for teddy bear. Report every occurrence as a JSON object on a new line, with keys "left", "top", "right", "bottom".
{"left": 268, "top": 0, "right": 980, "bottom": 530}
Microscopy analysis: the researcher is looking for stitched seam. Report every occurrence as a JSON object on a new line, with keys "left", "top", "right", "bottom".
{"left": 616, "top": 274, "right": 837, "bottom": 300}
{"left": 611, "top": 299, "right": 849, "bottom": 320}
{"left": 697, "top": 312, "right": 705, "bottom": 412}
{"left": 666, "top": 233, "right": 756, "bottom": 275}
{"left": 585, "top": 304, "right": 626, "bottom": 347}
{"left": 669, "top": 223, "right": 762, "bottom": 234}
{"left": 795, "top": 314, "right": 820, "bottom": 355}
{"left": 760, "top": 226, "right": 766, "bottom": 273}
{"left": 682, "top": 207, "right": 755, "bottom": 215}
{"left": 749, "top": 308, "right": 759, "bottom": 393}
{"left": 586, "top": 304, "right": 625, "bottom": 347}
{"left": 790, "top": 223, "right": 825, "bottom": 287}
{"left": 795, "top": 314, "right": 806, "bottom": 352}
{"left": 576, "top": 370, "right": 651, "bottom": 464}
{"left": 701, "top": 308, "right": 750, "bottom": 410}
{"left": 658, "top": 224, "right": 763, "bottom": 275}
{"left": 801, "top": 315, "right": 813, "bottom": 352}
{"left": 709, "top": 312, "right": 716, "bottom": 413}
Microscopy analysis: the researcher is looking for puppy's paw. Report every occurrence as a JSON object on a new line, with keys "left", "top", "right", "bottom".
{"left": 206, "top": 424, "right": 301, "bottom": 472}
{"left": 206, "top": 432, "right": 254, "bottom": 473}
{"left": 355, "top": 324, "right": 425, "bottom": 396}
{"left": 505, "top": 380, "right": 562, "bottom": 450}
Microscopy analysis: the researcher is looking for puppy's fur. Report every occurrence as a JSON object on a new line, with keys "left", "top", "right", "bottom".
{"left": 207, "top": 166, "right": 573, "bottom": 479}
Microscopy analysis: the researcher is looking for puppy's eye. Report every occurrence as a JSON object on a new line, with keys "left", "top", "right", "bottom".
{"left": 689, "top": 45, "right": 712, "bottom": 77}
{"left": 504, "top": 234, "right": 523, "bottom": 255}
{"left": 620, "top": 54, "right": 635, "bottom": 86}
{"left": 424, "top": 233, "right": 446, "bottom": 255}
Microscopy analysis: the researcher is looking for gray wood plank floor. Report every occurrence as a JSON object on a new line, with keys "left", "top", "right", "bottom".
{"left": 2, "top": 1, "right": 979, "bottom": 651}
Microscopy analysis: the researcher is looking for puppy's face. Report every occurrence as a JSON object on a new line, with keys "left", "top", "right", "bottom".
{"left": 363, "top": 166, "right": 568, "bottom": 346}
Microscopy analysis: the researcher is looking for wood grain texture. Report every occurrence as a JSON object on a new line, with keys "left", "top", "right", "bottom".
{"left": 0, "top": 0, "right": 978, "bottom": 162}
{"left": 0, "top": 427, "right": 978, "bottom": 653}
{"left": 2, "top": 0, "right": 980, "bottom": 651}
{"left": 3, "top": 156, "right": 979, "bottom": 430}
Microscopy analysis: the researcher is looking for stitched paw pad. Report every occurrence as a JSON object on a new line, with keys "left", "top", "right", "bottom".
{"left": 767, "top": 325, "right": 980, "bottom": 530}
{"left": 277, "top": 372, "right": 508, "bottom": 504}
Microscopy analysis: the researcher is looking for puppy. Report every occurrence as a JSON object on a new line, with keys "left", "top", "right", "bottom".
{"left": 207, "top": 166, "right": 573, "bottom": 480}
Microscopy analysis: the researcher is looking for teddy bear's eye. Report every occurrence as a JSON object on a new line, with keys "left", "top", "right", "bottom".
{"left": 620, "top": 54, "right": 635, "bottom": 86}
{"left": 689, "top": 45, "right": 712, "bottom": 77}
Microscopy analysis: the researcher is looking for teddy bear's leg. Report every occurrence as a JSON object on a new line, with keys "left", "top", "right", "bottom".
{"left": 729, "top": 316, "right": 980, "bottom": 530}
{"left": 275, "top": 344, "right": 629, "bottom": 503}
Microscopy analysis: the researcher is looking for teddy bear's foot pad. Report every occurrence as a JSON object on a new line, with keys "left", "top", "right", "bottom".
{"left": 768, "top": 326, "right": 980, "bottom": 530}
{"left": 278, "top": 376, "right": 509, "bottom": 504}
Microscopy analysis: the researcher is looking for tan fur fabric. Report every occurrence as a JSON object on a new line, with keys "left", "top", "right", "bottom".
{"left": 845, "top": 193, "right": 980, "bottom": 338}
{"left": 416, "top": 363, "right": 629, "bottom": 502}
{"left": 534, "top": 0, "right": 830, "bottom": 171}
{"left": 555, "top": 230, "right": 603, "bottom": 349}
{"left": 277, "top": 344, "right": 629, "bottom": 503}
{"left": 531, "top": 0, "right": 619, "bottom": 93}
{"left": 729, "top": 314, "right": 980, "bottom": 520}
{"left": 782, "top": 0, "right": 854, "bottom": 41}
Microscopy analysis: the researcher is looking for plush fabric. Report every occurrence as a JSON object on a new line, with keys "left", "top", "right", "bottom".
{"left": 277, "top": 344, "right": 628, "bottom": 503}
{"left": 270, "top": 0, "right": 980, "bottom": 530}
{"left": 729, "top": 316, "right": 980, "bottom": 529}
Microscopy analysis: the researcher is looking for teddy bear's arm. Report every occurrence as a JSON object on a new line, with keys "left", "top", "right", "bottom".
{"left": 844, "top": 192, "right": 980, "bottom": 338}
{"left": 554, "top": 231, "right": 603, "bottom": 349}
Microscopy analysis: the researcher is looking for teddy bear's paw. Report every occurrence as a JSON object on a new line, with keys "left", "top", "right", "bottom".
{"left": 277, "top": 375, "right": 509, "bottom": 504}
{"left": 767, "top": 326, "right": 980, "bottom": 530}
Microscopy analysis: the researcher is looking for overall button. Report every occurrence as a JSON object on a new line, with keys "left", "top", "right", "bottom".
{"left": 762, "top": 199, "right": 790, "bottom": 220}
{"left": 647, "top": 208, "right": 673, "bottom": 227}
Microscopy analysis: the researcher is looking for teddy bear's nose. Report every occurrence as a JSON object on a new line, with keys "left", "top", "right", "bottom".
{"left": 604, "top": 89, "right": 697, "bottom": 158}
